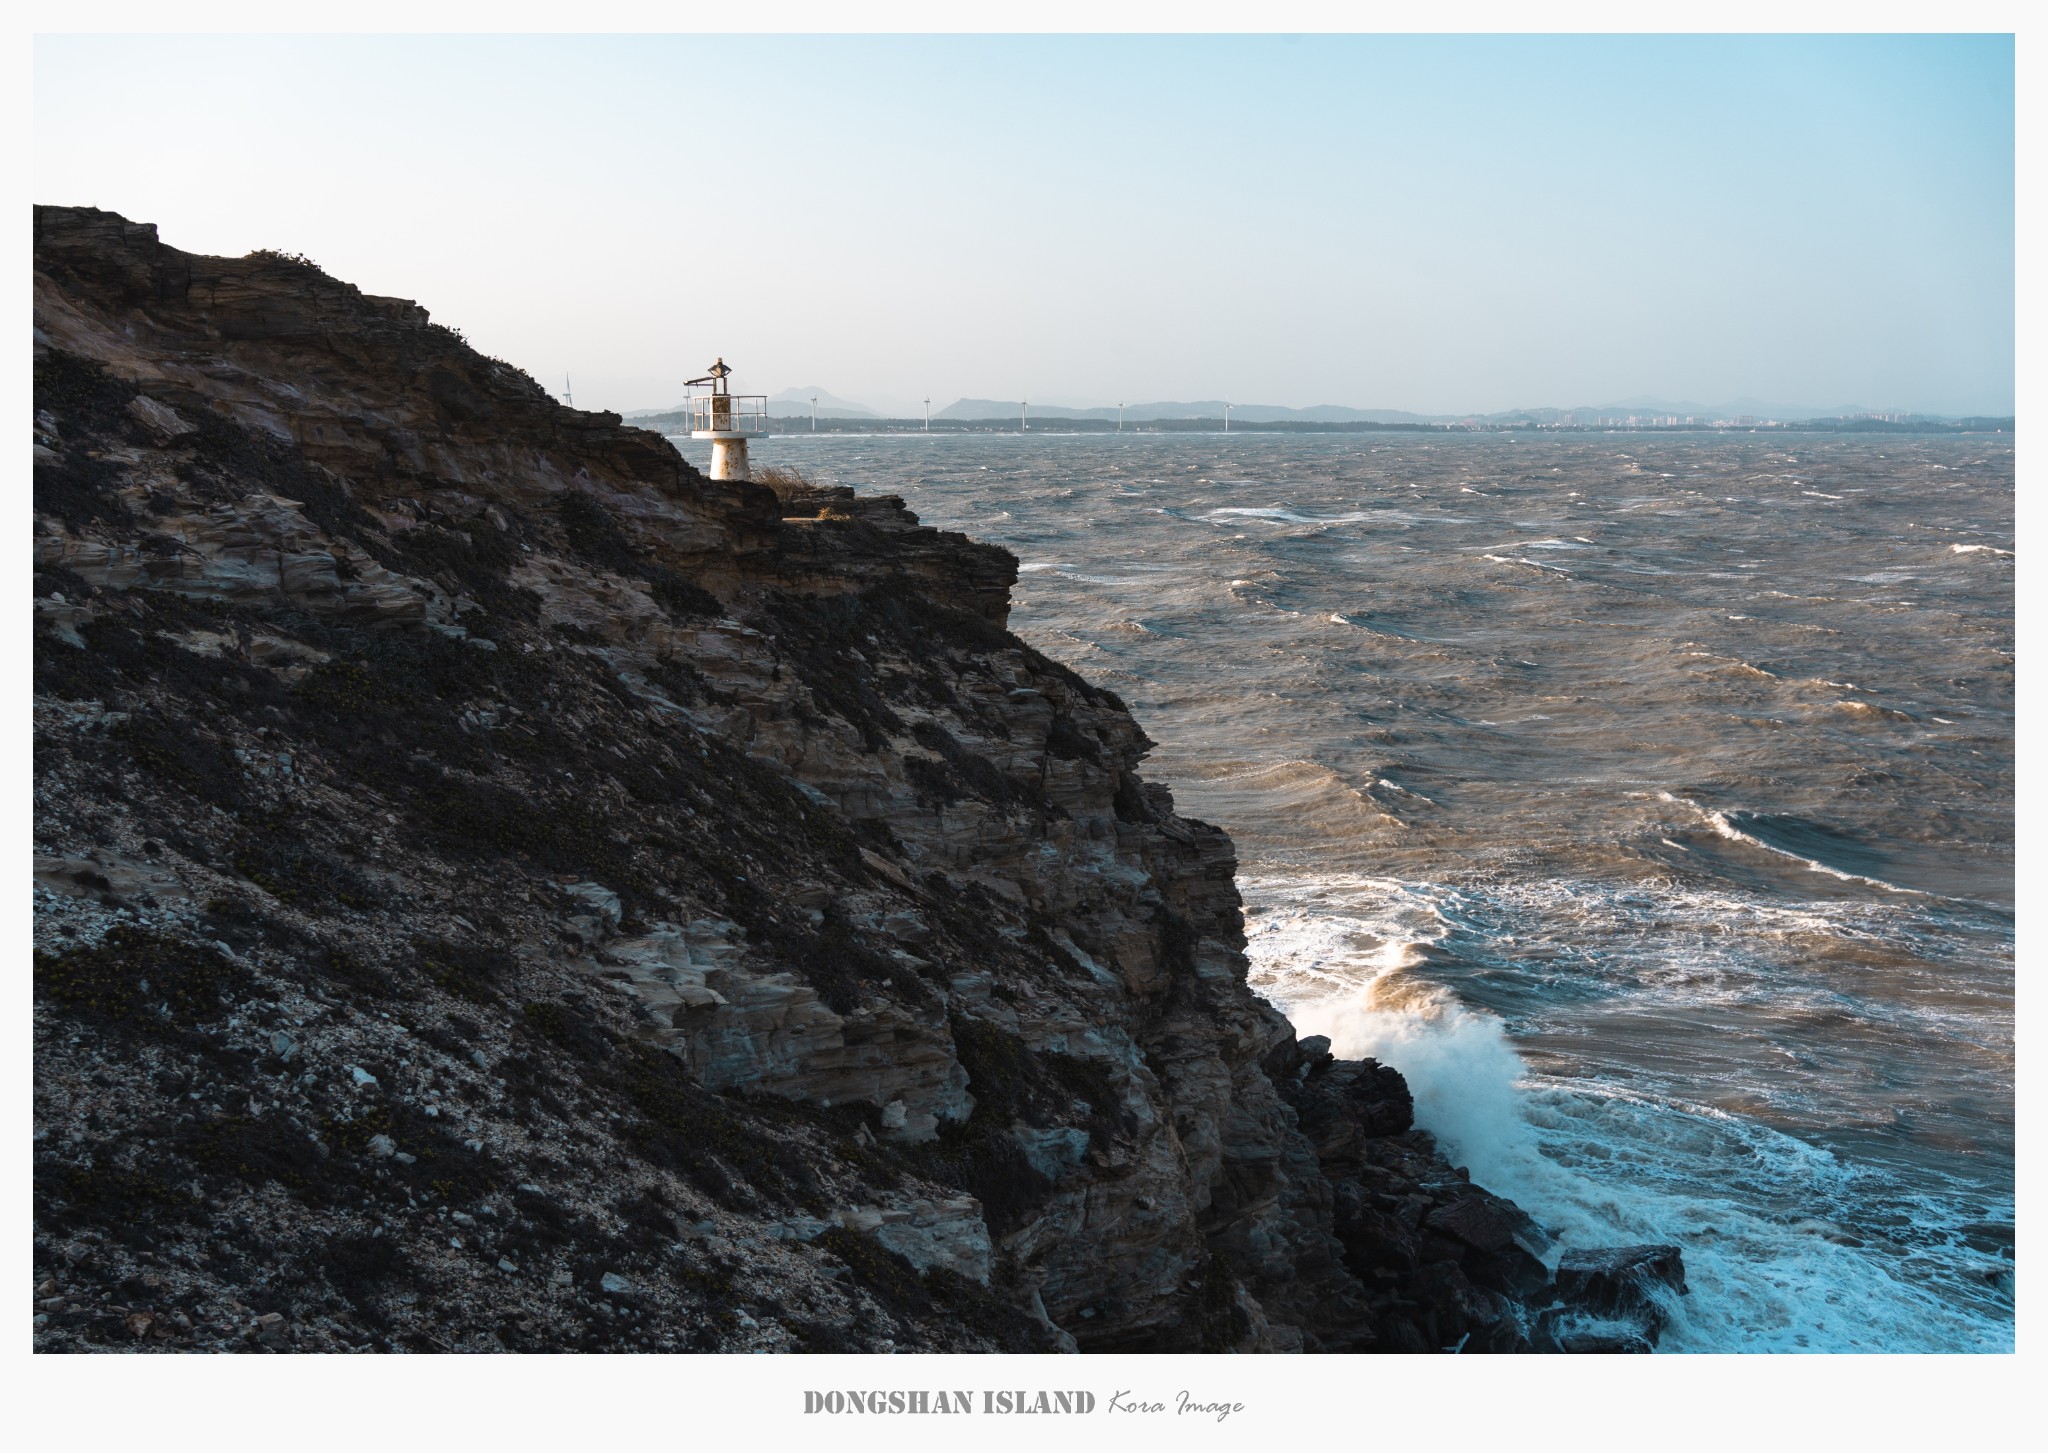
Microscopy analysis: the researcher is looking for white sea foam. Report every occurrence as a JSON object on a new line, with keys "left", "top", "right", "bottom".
{"left": 1242, "top": 875, "right": 2013, "bottom": 1352}
{"left": 1949, "top": 543, "right": 2012, "bottom": 556}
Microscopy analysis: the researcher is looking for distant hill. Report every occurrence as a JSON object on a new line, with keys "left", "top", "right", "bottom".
{"left": 766, "top": 386, "right": 879, "bottom": 419}
{"left": 934, "top": 398, "right": 1431, "bottom": 424}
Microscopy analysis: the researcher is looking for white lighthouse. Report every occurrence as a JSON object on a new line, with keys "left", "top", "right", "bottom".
{"left": 686, "top": 357, "right": 767, "bottom": 481}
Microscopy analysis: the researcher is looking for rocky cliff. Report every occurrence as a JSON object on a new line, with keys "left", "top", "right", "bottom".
{"left": 32, "top": 206, "right": 1656, "bottom": 1354}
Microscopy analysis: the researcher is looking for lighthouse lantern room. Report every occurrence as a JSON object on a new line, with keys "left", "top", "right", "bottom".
{"left": 685, "top": 357, "right": 768, "bottom": 481}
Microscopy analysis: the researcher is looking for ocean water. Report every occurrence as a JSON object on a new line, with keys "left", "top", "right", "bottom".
{"left": 677, "top": 429, "right": 2016, "bottom": 1352}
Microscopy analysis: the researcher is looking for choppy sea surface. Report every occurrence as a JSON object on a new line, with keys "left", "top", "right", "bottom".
{"left": 677, "top": 430, "right": 2016, "bottom": 1352}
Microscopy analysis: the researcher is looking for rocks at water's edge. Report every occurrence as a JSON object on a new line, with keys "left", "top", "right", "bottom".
{"left": 1545, "top": 1244, "right": 1690, "bottom": 1349}
{"left": 30, "top": 204, "right": 1680, "bottom": 1353}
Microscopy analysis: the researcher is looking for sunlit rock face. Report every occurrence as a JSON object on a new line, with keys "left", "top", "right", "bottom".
{"left": 31, "top": 206, "right": 1564, "bottom": 1355}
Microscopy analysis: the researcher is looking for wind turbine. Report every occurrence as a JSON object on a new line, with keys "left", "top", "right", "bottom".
{"left": 811, "top": 394, "right": 818, "bottom": 432}
{"left": 1117, "top": 401, "right": 1125, "bottom": 433}
{"left": 1021, "top": 400, "right": 1028, "bottom": 433}
{"left": 923, "top": 397, "right": 931, "bottom": 432}
{"left": 565, "top": 374, "right": 574, "bottom": 408}
{"left": 1223, "top": 402, "right": 1232, "bottom": 434}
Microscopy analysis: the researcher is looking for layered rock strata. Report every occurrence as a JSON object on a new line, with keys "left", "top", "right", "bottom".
{"left": 31, "top": 206, "right": 1636, "bottom": 1354}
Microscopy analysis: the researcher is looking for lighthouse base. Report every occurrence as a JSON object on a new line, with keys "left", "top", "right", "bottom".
{"left": 709, "top": 436, "right": 752, "bottom": 482}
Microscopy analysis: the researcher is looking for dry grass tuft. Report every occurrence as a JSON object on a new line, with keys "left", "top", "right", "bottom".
{"left": 752, "top": 464, "right": 817, "bottom": 492}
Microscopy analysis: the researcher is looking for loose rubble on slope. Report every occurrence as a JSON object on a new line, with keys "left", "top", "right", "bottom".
{"left": 31, "top": 206, "right": 1682, "bottom": 1354}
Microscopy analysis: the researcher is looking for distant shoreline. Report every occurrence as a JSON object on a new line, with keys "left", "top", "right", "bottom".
{"left": 656, "top": 416, "right": 2014, "bottom": 438}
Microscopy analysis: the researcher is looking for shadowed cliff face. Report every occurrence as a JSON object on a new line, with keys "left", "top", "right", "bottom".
{"left": 32, "top": 206, "right": 1559, "bottom": 1354}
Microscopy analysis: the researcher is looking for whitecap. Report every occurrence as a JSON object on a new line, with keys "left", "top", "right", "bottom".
{"left": 1202, "top": 506, "right": 1376, "bottom": 526}
{"left": 1661, "top": 792, "right": 1922, "bottom": 895}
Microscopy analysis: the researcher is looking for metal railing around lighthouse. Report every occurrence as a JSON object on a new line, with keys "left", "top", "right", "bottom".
{"left": 688, "top": 393, "right": 769, "bottom": 435}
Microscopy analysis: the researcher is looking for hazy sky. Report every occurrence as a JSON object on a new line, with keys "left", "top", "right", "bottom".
{"left": 35, "top": 33, "right": 2015, "bottom": 416}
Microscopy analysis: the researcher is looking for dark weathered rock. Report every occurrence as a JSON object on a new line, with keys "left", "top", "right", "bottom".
{"left": 1426, "top": 1195, "right": 1520, "bottom": 1254}
{"left": 1556, "top": 1244, "right": 1687, "bottom": 1310}
{"left": 1553, "top": 1244, "right": 1689, "bottom": 1340}
{"left": 1557, "top": 1329, "right": 1654, "bottom": 1354}
{"left": 1350, "top": 1064, "right": 1414, "bottom": 1137}
{"left": 30, "top": 204, "right": 1568, "bottom": 1355}
{"left": 1281, "top": 1055, "right": 1416, "bottom": 1168}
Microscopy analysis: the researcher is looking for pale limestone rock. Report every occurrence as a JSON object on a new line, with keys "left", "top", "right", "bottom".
{"left": 832, "top": 1196, "right": 992, "bottom": 1284}
{"left": 33, "top": 596, "right": 90, "bottom": 649}
{"left": 1013, "top": 1126, "right": 1090, "bottom": 1184}
{"left": 559, "top": 881, "right": 622, "bottom": 942}
{"left": 684, "top": 970, "right": 972, "bottom": 1143}
{"left": 34, "top": 851, "right": 192, "bottom": 905}
{"left": 584, "top": 919, "right": 973, "bottom": 1143}
{"left": 36, "top": 492, "right": 432, "bottom": 623}
{"left": 125, "top": 393, "right": 196, "bottom": 443}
